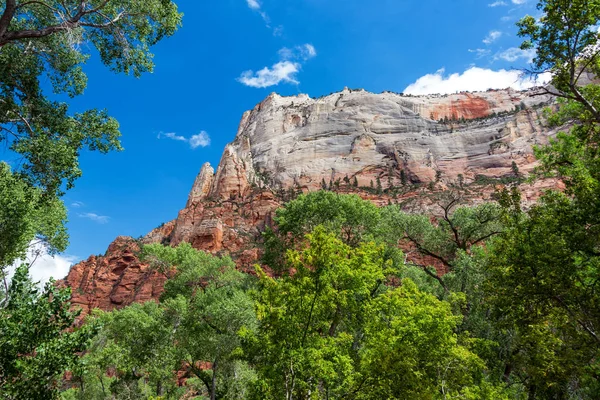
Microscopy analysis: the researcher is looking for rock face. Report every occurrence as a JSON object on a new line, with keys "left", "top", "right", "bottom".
{"left": 211, "top": 87, "right": 557, "bottom": 194}
{"left": 63, "top": 237, "right": 168, "bottom": 317}
{"left": 62, "top": 87, "right": 562, "bottom": 316}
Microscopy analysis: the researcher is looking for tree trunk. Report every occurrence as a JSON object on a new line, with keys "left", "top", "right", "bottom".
{"left": 528, "top": 384, "right": 537, "bottom": 400}
{"left": 211, "top": 359, "right": 218, "bottom": 400}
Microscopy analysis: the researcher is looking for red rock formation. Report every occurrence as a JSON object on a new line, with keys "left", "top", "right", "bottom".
{"left": 63, "top": 237, "right": 167, "bottom": 318}
{"left": 429, "top": 93, "right": 492, "bottom": 121}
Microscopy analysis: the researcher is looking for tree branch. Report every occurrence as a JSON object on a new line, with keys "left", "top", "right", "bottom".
{"left": 0, "top": 0, "right": 17, "bottom": 39}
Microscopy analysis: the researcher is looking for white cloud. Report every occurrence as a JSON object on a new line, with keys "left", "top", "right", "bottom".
{"left": 483, "top": 30, "right": 503, "bottom": 44}
{"left": 403, "top": 67, "right": 551, "bottom": 95}
{"left": 190, "top": 131, "right": 211, "bottom": 149}
{"left": 246, "top": 0, "right": 260, "bottom": 10}
{"left": 469, "top": 48, "right": 491, "bottom": 59}
{"left": 279, "top": 44, "right": 317, "bottom": 61}
{"left": 8, "top": 243, "right": 78, "bottom": 288}
{"left": 238, "top": 60, "right": 302, "bottom": 88}
{"left": 239, "top": 44, "right": 317, "bottom": 88}
{"left": 162, "top": 132, "right": 187, "bottom": 142}
{"left": 78, "top": 212, "right": 109, "bottom": 224}
{"left": 158, "top": 131, "right": 211, "bottom": 149}
{"left": 488, "top": 1, "right": 507, "bottom": 6}
{"left": 512, "top": 0, "right": 527, "bottom": 4}
{"left": 494, "top": 47, "right": 536, "bottom": 62}
{"left": 71, "top": 201, "right": 84, "bottom": 208}
{"left": 301, "top": 44, "right": 317, "bottom": 59}
{"left": 246, "top": 0, "right": 272, "bottom": 28}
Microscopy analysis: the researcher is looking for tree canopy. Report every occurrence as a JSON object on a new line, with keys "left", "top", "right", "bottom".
{"left": 0, "top": 0, "right": 182, "bottom": 273}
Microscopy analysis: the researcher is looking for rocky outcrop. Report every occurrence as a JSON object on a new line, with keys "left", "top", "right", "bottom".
{"left": 62, "top": 87, "right": 563, "bottom": 316}
{"left": 62, "top": 237, "right": 167, "bottom": 318}
{"left": 186, "top": 163, "right": 214, "bottom": 206}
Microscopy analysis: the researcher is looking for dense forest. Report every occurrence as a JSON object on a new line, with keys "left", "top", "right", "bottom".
{"left": 1, "top": 0, "right": 600, "bottom": 399}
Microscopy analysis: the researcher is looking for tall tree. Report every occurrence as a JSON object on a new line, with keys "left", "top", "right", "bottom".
{"left": 247, "top": 227, "right": 499, "bottom": 399}
{"left": 0, "top": 0, "right": 182, "bottom": 272}
{"left": 481, "top": 2, "right": 600, "bottom": 397}
{"left": 262, "top": 191, "right": 382, "bottom": 271}
{"left": 74, "top": 244, "right": 257, "bottom": 400}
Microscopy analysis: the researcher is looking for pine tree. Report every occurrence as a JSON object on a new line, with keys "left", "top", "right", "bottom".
{"left": 400, "top": 170, "right": 407, "bottom": 186}
{"left": 511, "top": 161, "right": 520, "bottom": 178}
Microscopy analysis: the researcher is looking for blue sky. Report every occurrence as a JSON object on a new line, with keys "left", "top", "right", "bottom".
{"left": 16, "top": 0, "right": 545, "bottom": 282}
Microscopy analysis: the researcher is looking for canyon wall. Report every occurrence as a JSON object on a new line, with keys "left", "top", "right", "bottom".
{"left": 62, "top": 87, "right": 563, "bottom": 316}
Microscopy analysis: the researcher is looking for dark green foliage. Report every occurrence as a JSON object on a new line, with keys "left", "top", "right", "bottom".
{"left": 511, "top": 161, "right": 520, "bottom": 178}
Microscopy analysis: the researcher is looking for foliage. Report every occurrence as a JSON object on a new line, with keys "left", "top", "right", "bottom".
{"left": 262, "top": 191, "right": 382, "bottom": 270}
{"left": 0, "top": 0, "right": 182, "bottom": 280}
{"left": 0, "top": 265, "right": 93, "bottom": 400}
{"left": 0, "top": 0, "right": 181, "bottom": 196}
{"left": 0, "top": 162, "right": 67, "bottom": 270}
{"left": 378, "top": 195, "right": 503, "bottom": 292}
{"left": 485, "top": 190, "right": 600, "bottom": 398}
{"left": 69, "top": 244, "right": 257, "bottom": 400}
{"left": 247, "top": 227, "right": 492, "bottom": 399}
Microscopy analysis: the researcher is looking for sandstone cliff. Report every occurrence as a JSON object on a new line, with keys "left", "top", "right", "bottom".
{"left": 63, "top": 87, "right": 563, "bottom": 316}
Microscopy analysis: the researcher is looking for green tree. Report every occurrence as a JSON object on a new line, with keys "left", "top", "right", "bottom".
{"left": 0, "top": 0, "right": 181, "bottom": 196}
{"left": 248, "top": 228, "right": 387, "bottom": 399}
{"left": 0, "top": 163, "right": 66, "bottom": 275}
{"left": 261, "top": 191, "right": 382, "bottom": 270}
{"left": 247, "top": 228, "right": 494, "bottom": 399}
{"left": 148, "top": 243, "right": 258, "bottom": 400}
{"left": 83, "top": 301, "right": 180, "bottom": 399}
{"left": 0, "top": 265, "right": 93, "bottom": 399}
{"left": 0, "top": 0, "right": 182, "bottom": 274}
{"left": 69, "top": 244, "right": 257, "bottom": 400}
{"left": 478, "top": 2, "right": 600, "bottom": 397}
{"left": 484, "top": 189, "right": 600, "bottom": 398}
{"left": 379, "top": 194, "right": 503, "bottom": 293}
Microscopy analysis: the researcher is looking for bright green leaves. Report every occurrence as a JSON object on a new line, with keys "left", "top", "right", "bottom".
{"left": 263, "top": 191, "right": 383, "bottom": 272}
{"left": 0, "top": 265, "right": 93, "bottom": 400}
{"left": 249, "top": 227, "right": 488, "bottom": 399}
{"left": 360, "top": 279, "right": 483, "bottom": 399}
{"left": 0, "top": 162, "right": 67, "bottom": 268}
